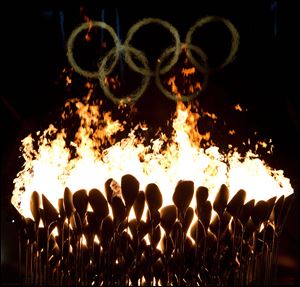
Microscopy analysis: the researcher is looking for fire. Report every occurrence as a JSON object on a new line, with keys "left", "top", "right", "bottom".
{"left": 182, "top": 67, "right": 196, "bottom": 76}
{"left": 234, "top": 104, "right": 243, "bottom": 111}
{"left": 11, "top": 91, "right": 293, "bottom": 220}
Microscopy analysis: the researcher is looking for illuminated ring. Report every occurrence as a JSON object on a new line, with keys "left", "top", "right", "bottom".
{"left": 124, "top": 18, "right": 181, "bottom": 76}
{"left": 98, "top": 45, "right": 151, "bottom": 105}
{"left": 67, "top": 21, "right": 121, "bottom": 79}
{"left": 155, "top": 43, "right": 209, "bottom": 102}
{"left": 185, "top": 16, "right": 239, "bottom": 73}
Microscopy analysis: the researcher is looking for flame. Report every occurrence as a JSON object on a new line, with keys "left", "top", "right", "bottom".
{"left": 94, "top": 235, "right": 100, "bottom": 244}
{"left": 51, "top": 227, "right": 59, "bottom": 237}
{"left": 181, "top": 67, "right": 196, "bottom": 76}
{"left": 234, "top": 103, "right": 247, "bottom": 112}
{"left": 11, "top": 92, "right": 293, "bottom": 220}
{"left": 82, "top": 234, "right": 87, "bottom": 246}
{"left": 167, "top": 76, "right": 178, "bottom": 94}
{"left": 234, "top": 104, "right": 243, "bottom": 111}
{"left": 66, "top": 76, "right": 72, "bottom": 86}
{"left": 167, "top": 68, "right": 202, "bottom": 99}
{"left": 84, "top": 20, "right": 93, "bottom": 41}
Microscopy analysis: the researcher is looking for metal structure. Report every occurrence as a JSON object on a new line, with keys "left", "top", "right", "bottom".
{"left": 12, "top": 174, "right": 294, "bottom": 286}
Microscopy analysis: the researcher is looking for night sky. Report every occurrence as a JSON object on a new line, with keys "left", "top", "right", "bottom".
{"left": 1, "top": 1, "right": 299, "bottom": 284}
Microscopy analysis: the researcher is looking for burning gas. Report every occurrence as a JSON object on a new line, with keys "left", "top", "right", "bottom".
{"left": 11, "top": 87, "right": 293, "bottom": 220}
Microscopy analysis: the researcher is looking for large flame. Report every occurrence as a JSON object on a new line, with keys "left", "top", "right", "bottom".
{"left": 11, "top": 89, "right": 293, "bottom": 219}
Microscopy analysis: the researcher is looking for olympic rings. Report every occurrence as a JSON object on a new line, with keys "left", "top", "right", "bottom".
{"left": 67, "top": 21, "right": 121, "bottom": 78}
{"left": 98, "top": 45, "right": 151, "bottom": 105}
{"left": 124, "top": 18, "right": 181, "bottom": 76}
{"left": 155, "top": 44, "right": 209, "bottom": 102}
{"left": 67, "top": 16, "right": 240, "bottom": 104}
{"left": 185, "top": 16, "right": 240, "bottom": 73}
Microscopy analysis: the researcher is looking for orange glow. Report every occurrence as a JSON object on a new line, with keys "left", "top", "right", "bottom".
{"left": 11, "top": 91, "right": 294, "bottom": 220}
{"left": 82, "top": 234, "right": 87, "bottom": 246}
{"left": 182, "top": 67, "right": 196, "bottom": 76}
{"left": 167, "top": 76, "right": 178, "bottom": 94}
{"left": 234, "top": 103, "right": 247, "bottom": 112}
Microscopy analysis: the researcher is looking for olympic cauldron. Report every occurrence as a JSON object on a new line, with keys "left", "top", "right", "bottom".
{"left": 13, "top": 177, "right": 294, "bottom": 286}
{"left": 11, "top": 17, "right": 294, "bottom": 286}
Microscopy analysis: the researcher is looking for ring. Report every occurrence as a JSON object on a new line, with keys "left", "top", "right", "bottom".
{"left": 155, "top": 44, "right": 208, "bottom": 102}
{"left": 98, "top": 45, "right": 151, "bottom": 105}
{"left": 67, "top": 21, "right": 121, "bottom": 79}
{"left": 67, "top": 17, "right": 239, "bottom": 103}
{"left": 185, "top": 16, "right": 239, "bottom": 73}
{"left": 124, "top": 18, "right": 181, "bottom": 76}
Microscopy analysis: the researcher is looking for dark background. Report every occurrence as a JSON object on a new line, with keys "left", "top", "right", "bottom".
{"left": 1, "top": 0, "right": 299, "bottom": 285}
